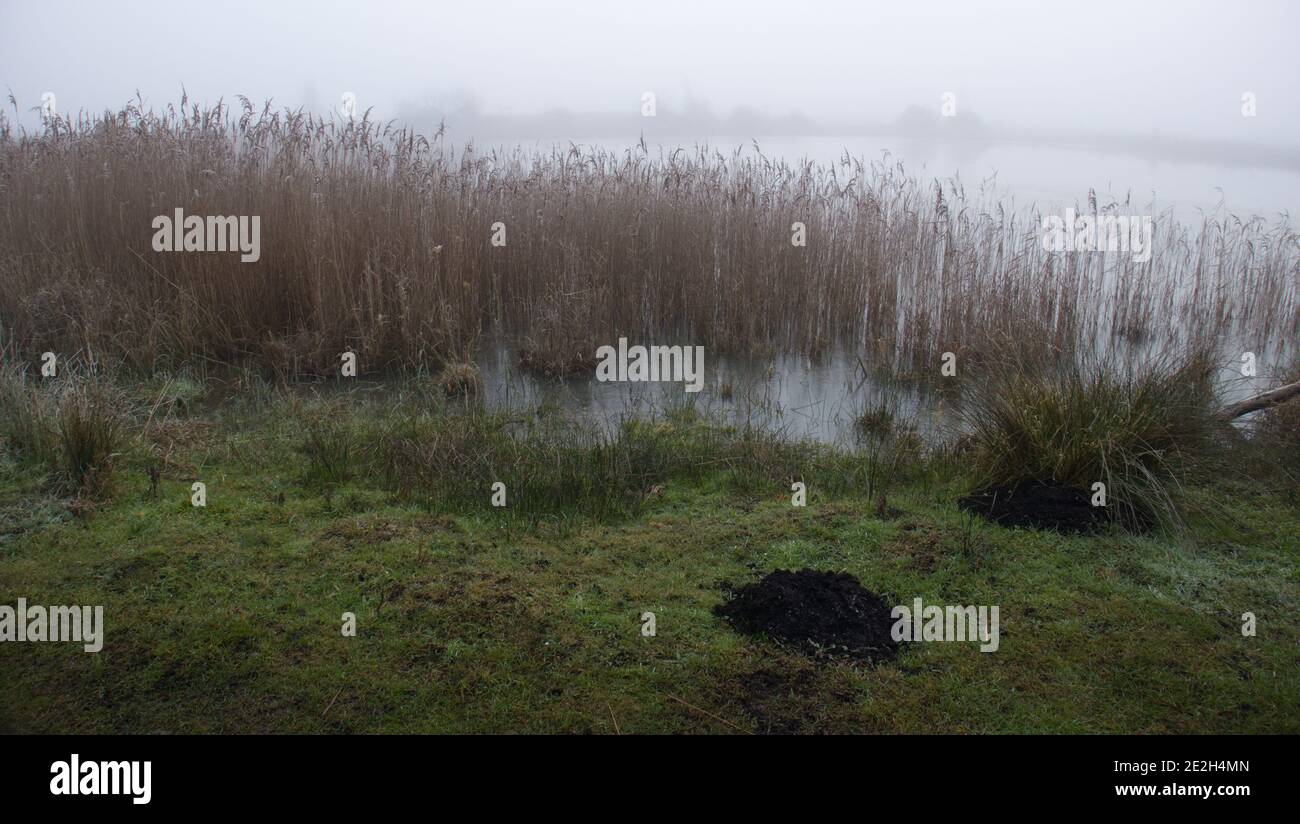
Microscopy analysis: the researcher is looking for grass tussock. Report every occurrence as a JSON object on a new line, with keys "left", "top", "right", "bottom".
{"left": 960, "top": 348, "right": 1228, "bottom": 529}
{"left": 436, "top": 362, "right": 483, "bottom": 397}
{"left": 0, "top": 364, "right": 57, "bottom": 461}
{"left": 853, "top": 400, "right": 896, "bottom": 439}
{"left": 0, "top": 365, "right": 129, "bottom": 495}
{"left": 55, "top": 380, "right": 128, "bottom": 494}
{"left": 294, "top": 400, "right": 361, "bottom": 485}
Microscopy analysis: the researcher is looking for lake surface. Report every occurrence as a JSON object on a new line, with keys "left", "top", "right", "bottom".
{"left": 492, "top": 134, "right": 1300, "bottom": 222}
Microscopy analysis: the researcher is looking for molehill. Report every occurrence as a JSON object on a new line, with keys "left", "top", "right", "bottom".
{"left": 715, "top": 569, "right": 900, "bottom": 664}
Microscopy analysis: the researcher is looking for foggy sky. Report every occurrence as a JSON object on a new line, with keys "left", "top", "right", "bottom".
{"left": 2, "top": 0, "right": 1297, "bottom": 144}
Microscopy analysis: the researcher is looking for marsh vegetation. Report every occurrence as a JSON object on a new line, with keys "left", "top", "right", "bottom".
{"left": 1, "top": 100, "right": 1297, "bottom": 734}
{"left": 1, "top": 100, "right": 1294, "bottom": 378}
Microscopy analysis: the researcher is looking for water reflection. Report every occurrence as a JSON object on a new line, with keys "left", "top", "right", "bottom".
{"left": 475, "top": 340, "right": 954, "bottom": 446}
{"left": 466, "top": 337, "right": 1290, "bottom": 445}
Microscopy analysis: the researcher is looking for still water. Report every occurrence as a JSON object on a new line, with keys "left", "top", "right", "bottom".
{"left": 471, "top": 340, "right": 945, "bottom": 445}
{"left": 464, "top": 340, "right": 1277, "bottom": 445}
{"left": 455, "top": 134, "right": 1296, "bottom": 443}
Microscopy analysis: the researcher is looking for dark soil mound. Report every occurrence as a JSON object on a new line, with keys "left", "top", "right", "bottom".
{"left": 715, "top": 569, "right": 899, "bottom": 663}
{"left": 958, "top": 479, "right": 1110, "bottom": 533}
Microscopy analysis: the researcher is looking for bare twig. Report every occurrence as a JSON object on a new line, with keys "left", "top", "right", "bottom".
{"left": 666, "top": 694, "right": 753, "bottom": 735}
{"left": 321, "top": 686, "right": 344, "bottom": 718}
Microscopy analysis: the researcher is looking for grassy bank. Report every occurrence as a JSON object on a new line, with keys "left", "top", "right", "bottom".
{"left": 1, "top": 375, "right": 1296, "bottom": 734}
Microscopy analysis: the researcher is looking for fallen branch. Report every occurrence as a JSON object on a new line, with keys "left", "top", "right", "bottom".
{"left": 1220, "top": 379, "right": 1300, "bottom": 420}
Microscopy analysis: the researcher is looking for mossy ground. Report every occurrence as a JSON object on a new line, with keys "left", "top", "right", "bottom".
{"left": 1, "top": 397, "right": 1297, "bottom": 734}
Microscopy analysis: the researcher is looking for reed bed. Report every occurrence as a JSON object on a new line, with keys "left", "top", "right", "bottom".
{"left": 1, "top": 97, "right": 1296, "bottom": 377}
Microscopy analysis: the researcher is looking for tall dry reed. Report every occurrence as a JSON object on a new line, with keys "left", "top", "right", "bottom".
{"left": 1, "top": 97, "right": 1295, "bottom": 377}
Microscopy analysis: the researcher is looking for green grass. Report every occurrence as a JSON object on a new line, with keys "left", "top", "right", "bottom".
{"left": 1, "top": 389, "right": 1296, "bottom": 734}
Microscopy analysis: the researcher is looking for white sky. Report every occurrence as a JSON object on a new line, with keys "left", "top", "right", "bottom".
{"left": 1, "top": 0, "right": 1297, "bottom": 142}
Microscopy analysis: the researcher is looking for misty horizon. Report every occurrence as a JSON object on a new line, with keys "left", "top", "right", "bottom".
{"left": 3, "top": 0, "right": 1298, "bottom": 146}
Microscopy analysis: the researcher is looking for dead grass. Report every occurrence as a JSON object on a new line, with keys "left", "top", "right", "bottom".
{"left": 0, "top": 98, "right": 1296, "bottom": 379}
